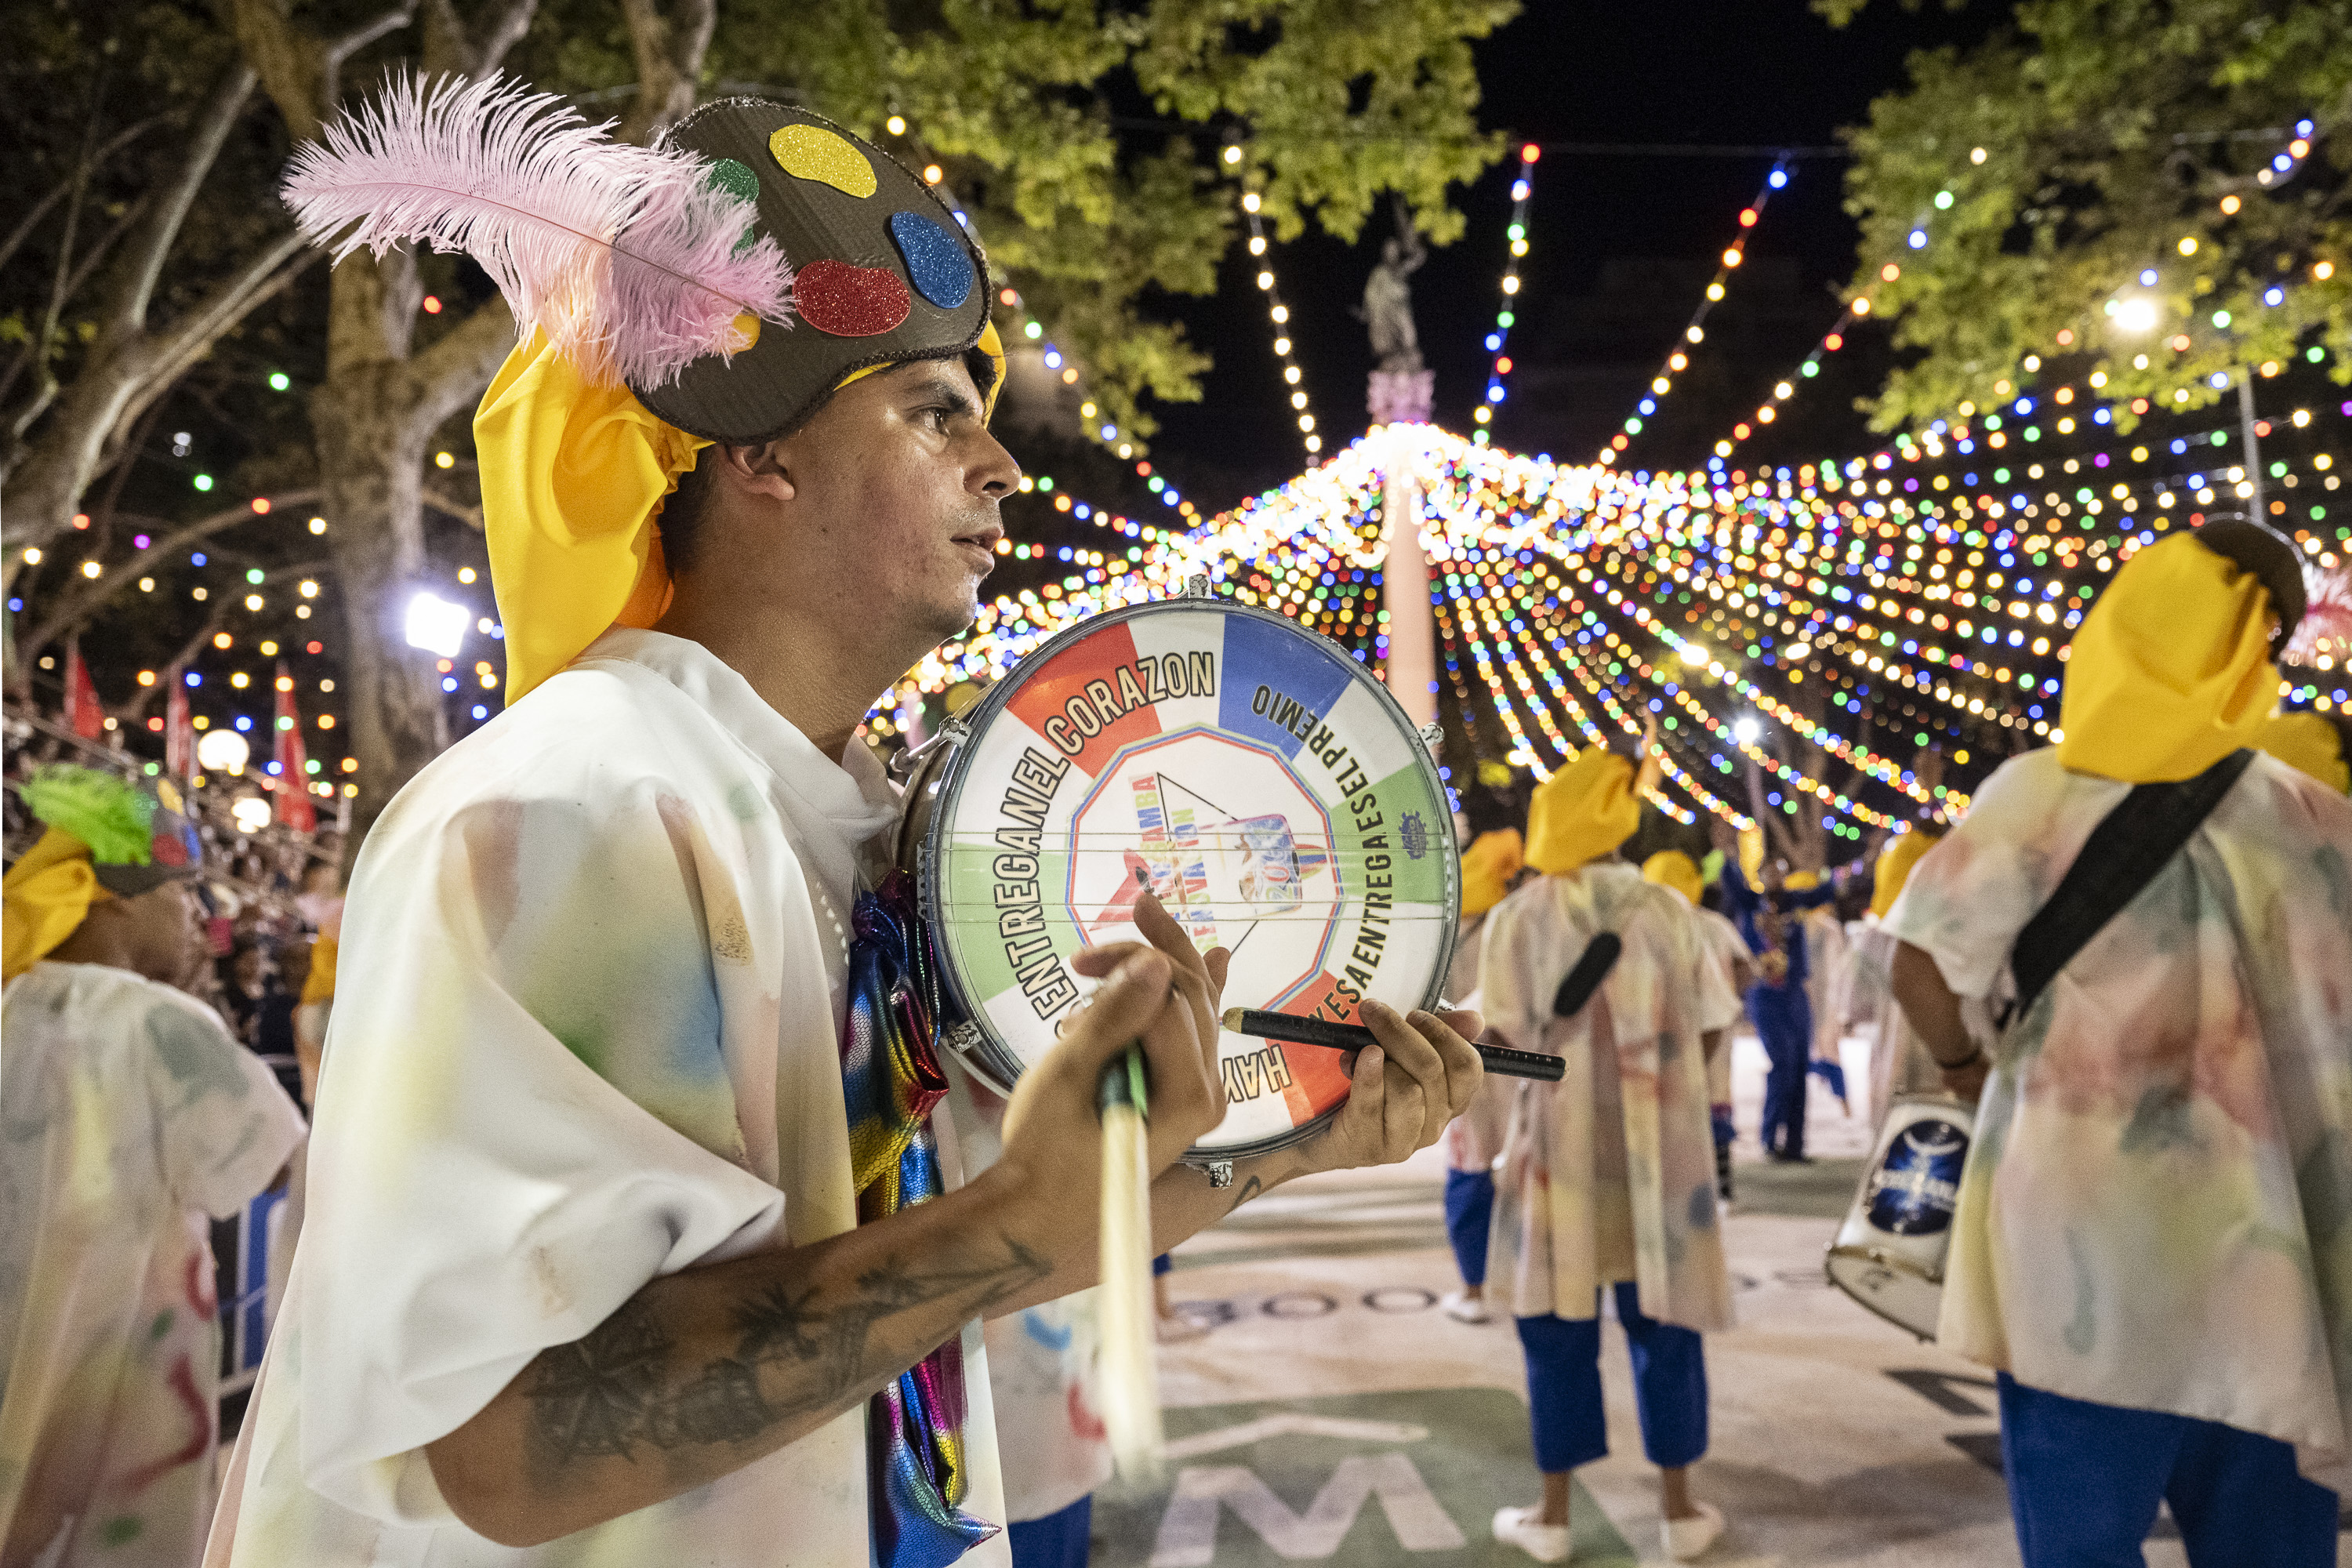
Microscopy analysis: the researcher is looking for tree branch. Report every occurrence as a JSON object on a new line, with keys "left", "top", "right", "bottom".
{"left": 231, "top": 0, "right": 413, "bottom": 143}
{"left": 615, "top": 0, "right": 714, "bottom": 147}
{"left": 107, "top": 60, "right": 259, "bottom": 339}
{"left": 421, "top": 485, "right": 484, "bottom": 529}
{"left": 404, "top": 295, "right": 517, "bottom": 435}
{"left": 0, "top": 115, "right": 165, "bottom": 279}
{"left": 16, "top": 488, "right": 323, "bottom": 661}
{"left": 124, "top": 231, "right": 320, "bottom": 422}
{"left": 421, "top": 0, "right": 538, "bottom": 78}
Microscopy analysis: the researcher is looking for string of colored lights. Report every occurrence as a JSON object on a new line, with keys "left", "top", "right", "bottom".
{"left": 1599, "top": 159, "right": 1791, "bottom": 466}
{"left": 1472, "top": 143, "right": 1541, "bottom": 447}
{"left": 1439, "top": 561, "right": 1758, "bottom": 827}
{"left": 1403, "top": 443, "right": 1951, "bottom": 825}
{"left": 1241, "top": 189, "right": 1323, "bottom": 456}
{"left": 1719, "top": 118, "right": 2327, "bottom": 462}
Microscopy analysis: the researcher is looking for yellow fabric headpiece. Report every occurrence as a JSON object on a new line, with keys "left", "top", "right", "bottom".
{"left": 1871, "top": 829, "right": 1942, "bottom": 919}
{"left": 2057, "top": 533, "right": 2281, "bottom": 783}
{"left": 1641, "top": 849, "right": 1703, "bottom": 906}
{"left": 2262, "top": 711, "right": 2351, "bottom": 795}
{"left": 480, "top": 320, "right": 1008, "bottom": 703}
{"left": 301, "top": 931, "right": 339, "bottom": 1004}
{"left": 1460, "top": 828, "right": 1524, "bottom": 916}
{"left": 1526, "top": 749, "right": 1641, "bottom": 876}
{"left": 2, "top": 829, "right": 114, "bottom": 982}
{"left": 1784, "top": 869, "right": 1820, "bottom": 891}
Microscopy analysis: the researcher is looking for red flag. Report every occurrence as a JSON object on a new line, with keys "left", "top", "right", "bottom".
{"left": 274, "top": 660, "right": 316, "bottom": 832}
{"left": 165, "top": 669, "right": 194, "bottom": 778}
{"left": 64, "top": 642, "right": 103, "bottom": 740}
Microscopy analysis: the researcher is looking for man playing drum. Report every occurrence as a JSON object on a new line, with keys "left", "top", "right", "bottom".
{"left": 212, "top": 87, "right": 1483, "bottom": 1568}
{"left": 1480, "top": 748, "right": 1740, "bottom": 1563}
{"left": 1883, "top": 522, "right": 2352, "bottom": 1567}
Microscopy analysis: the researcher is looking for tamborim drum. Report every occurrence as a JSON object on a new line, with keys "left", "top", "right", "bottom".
{"left": 895, "top": 591, "right": 1459, "bottom": 1170}
{"left": 1824, "top": 1093, "right": 1976, "bottom": 1340}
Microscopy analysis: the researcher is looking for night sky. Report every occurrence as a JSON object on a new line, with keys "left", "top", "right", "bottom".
{"left": 1141, "top": 0, "right": 1994, "bottom": 509}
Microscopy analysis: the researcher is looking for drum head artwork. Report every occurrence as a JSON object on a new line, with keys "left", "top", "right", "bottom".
{"left": 922, "top": 601, "right": 1458, "bottom": 1160}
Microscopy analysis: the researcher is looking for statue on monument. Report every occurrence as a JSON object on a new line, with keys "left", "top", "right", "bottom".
{"left": 1362, "top": 199, "right": 1434, "bottom": 426}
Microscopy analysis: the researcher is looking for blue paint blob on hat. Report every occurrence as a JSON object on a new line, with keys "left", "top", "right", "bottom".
{"left": 888, "top": 210, "right": 973, "bottom": 309}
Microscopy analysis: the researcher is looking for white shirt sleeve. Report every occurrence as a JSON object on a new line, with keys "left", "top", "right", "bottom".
{"left": 141, "top": 987, "right": 307, "bottom": 1220}
{"left": 292, "top": 779, "right": 790, "bottom": 1523}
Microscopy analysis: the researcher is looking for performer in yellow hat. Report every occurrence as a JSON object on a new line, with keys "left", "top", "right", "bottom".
{"left": 227, "top": 78, "right": 1481, "bottom": 1568}
{"left": 1644, "top": 849, "right": 1750, "bottom": 1200}
{"left": 1436, "top": 827, "right": 1526, "bottom": 1325}
{"left": 1882, "top": 523, "right": 2352, "bottom": 1567}
{"left": 2, "top": 767, "right": 304, "bottom": 1568}
{"left": 1480, "top": 745, "right": 1740, "bottom": 1563}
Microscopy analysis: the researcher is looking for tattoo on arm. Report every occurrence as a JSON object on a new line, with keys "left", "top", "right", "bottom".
{"left": 519, "top": 1234, "right": 1050, "bottom": 1485}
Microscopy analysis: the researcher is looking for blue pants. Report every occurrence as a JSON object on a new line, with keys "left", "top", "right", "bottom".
{"left": 1998, "top": 1374, "right": 2339, "bottom": 1567}
{"left": 1515, "top": 1283, "right": 1708, "bottom": 1472}
{"left": 1443, "top": 1168, "right": 1494, "bottom": 1287}
{"left": 1749, "top": 983, "right": 1813, "bottom": 1157}
{"left": 1007, "top": 1493, "right": 1092, "bottom": 1568}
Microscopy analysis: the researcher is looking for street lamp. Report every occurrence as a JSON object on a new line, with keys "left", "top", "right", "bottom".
{"left": 1732, "top": 715, "right": 1762, "bottom": 744}
{"left": 405, "top": 592, "right": 469, "bottom": 659}
{"left": 2111, "top": 289, "right": 2264, "bottom": 521}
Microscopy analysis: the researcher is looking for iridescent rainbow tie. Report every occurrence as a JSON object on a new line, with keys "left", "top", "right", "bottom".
{"left": 840, "top": 875, "right": 998, "bottom": 1568}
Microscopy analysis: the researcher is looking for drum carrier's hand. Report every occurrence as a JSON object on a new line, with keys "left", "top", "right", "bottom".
{"left": 1064, "top": 889, "right": 1231, "bottom": 1170}
{"left": 1293, "top": 1001, "right": 1486, "bottom": 1177}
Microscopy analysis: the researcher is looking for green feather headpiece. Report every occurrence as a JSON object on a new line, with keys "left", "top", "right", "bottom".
{"left": 20, "top": 765, "right": 156, "bottom": 866}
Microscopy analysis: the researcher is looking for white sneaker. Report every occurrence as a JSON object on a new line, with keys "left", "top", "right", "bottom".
{"left": 1441, "top": 1290, "right": 1491, "bottom": 1323}
{"left": 1662, "top": 1501, "right": 1725, "bottom": 1561}
{"left": 1493, "top": 1504, "right": 1571, "bottom": 1563}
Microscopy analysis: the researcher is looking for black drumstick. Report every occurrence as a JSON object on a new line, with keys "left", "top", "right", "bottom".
{"left": 1219, "top": 1007, "right": 1566, "bottom": 1082}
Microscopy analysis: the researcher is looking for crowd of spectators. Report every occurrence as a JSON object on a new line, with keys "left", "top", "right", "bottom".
{"left": 4, "top": 705, "right": 343, "bottom": 1115}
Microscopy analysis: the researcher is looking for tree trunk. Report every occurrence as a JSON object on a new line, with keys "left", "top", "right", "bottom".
{"left": 309, "top": 247, "right": 513, "bottom": 858}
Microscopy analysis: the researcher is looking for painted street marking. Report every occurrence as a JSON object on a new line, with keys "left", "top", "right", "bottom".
{"left": 1149, "top": 1453, "right": 1467, "bottom": 1566}
{"left": 1164, "top": 1414, "right": 1431, "bottom": 1461}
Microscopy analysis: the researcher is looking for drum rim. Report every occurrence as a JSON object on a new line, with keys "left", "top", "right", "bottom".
{"left": 1822, "top": 1248, "right": 1947, "bottom": 1342}
{"left": 914, "top": 595, "right": 1461, "bottom": 1162}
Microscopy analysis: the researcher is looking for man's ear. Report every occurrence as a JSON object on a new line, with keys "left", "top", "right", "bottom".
{"left": 713, "top": 439, "right": 795, "bottom": 503}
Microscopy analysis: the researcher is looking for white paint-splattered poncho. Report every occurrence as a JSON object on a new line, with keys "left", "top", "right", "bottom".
{"left": 1886, "top": 747, "right": 2352, "bottom": 1464}
{"left": 1479, "top": 863, "right": 1743, "bottom": 1330}
{"left": 207, "top": 630, "right": 1011, "bottom": 1567}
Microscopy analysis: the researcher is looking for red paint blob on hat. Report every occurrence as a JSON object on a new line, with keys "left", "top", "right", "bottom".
{"left": 797, "top": 260, "right": 912, "bottom": 337}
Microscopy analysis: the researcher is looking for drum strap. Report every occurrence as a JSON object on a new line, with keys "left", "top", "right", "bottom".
{"left": 2002, "top": 747, "right": 2254, "bottom": 1028}
{"left": 1552, "top": 932, "right": 1624, "bottom": 1018}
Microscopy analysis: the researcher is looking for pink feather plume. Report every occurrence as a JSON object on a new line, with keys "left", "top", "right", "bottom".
{"left": 2285, "top": 564, "right": 2352, "bottom": 666}
{"left": 281, "top": 73, "right": 792, "bottom": 388}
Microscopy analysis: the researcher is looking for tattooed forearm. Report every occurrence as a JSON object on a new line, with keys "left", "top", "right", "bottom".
{"left": 1225, "top": 1174, "right": 1262, "bottom": 1214}
{"left": 520, "top": 1233, "right": 1049, "bottom": 1484}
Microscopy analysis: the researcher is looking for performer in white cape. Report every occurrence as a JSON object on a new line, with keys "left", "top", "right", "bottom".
{"left": 208, "top": 79, "right": 1483, "bottom": 1568}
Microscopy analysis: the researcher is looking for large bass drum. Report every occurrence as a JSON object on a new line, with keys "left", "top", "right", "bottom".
{"left": 1824, "top": 1093, "right": 1976, "bottom": 1340}
{"left": 895, "top": 591, "right": 1459, "bottom": 1167}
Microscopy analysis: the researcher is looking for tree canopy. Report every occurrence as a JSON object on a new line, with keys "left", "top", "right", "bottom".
{"left": 1833, "top": 0, "right": 2351, "bottom": 434}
